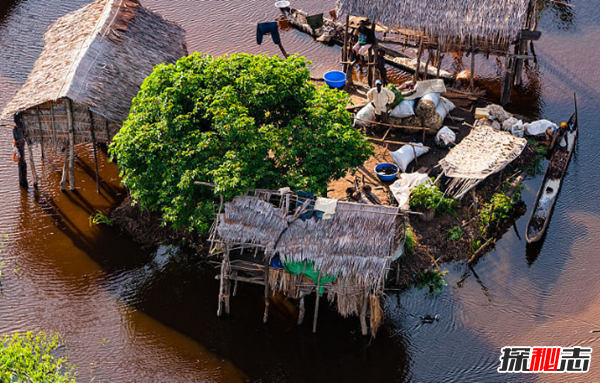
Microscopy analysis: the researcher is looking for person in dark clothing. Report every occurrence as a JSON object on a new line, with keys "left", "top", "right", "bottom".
{"left": 352, "top": 20, "right": 375, "bottom": 68}
{"left": 375, "top": 49, "right": 387, "bottom": 86}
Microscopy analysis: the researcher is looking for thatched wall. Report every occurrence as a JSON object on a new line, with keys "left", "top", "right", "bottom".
{"left": 336, "top": 0, "right": 531, "bottom": 49}
{"left": 17, "top": 99, "right": 120, "bottom": 146}
{"left": 2, "top": 0, "right": 186, "bottom": 142}
{"left": 216, "top": 194, "right": 406, "bottom": 300}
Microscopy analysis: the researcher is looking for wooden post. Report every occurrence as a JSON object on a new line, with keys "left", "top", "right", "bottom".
{"left": 263, "top": 255, "right": 271, "bottom": 323}
{"left": 342, "top": 14, "right": 350, "bottom": 73}
{"left": 435, "top": 48, "right": 442, "bottom": 78}
{"left": 26, "top": 139, "right": 38, "bottom": 188}
{"left": 359, "top": 293, "right": 369, "bottom": 336}
{"left": 500, "top": 51, "right": 514, "bottom": 107}
{"left": 413, "top": 35, "right": 424, "bottom": 82}
{"left": 470, "top": 43, "right": 476, "bottom": 92}
{"left": 88, "top": 109, "right": 101, "bottom": 194}
{"left": 312, "top": 274, "right": 321, "bottom": 333}
{"left": 514, "top": 36, "right": 527, "bottom": 87}
{"left": 50, "top": 102, "right": 57, "bottom": 145}
{"left": 105, "top": 118, "right": 111, "bottom": 144}
{"left": 60, "top": 146, "right": 68, "bottom": 192}
{"left": 217, "top": 256, "right": 227, "bottom": 316}
{"left": 36, "top": 107, "right": 45, "bottom": 159}
{"left": 12, "top": 118, "right": 27, "bottom": 189}
{"left": 297, "top": 295, "right": 305, "bottom": 325}
{"left": 65, "top": 99, "right": 76, "bottom": 191}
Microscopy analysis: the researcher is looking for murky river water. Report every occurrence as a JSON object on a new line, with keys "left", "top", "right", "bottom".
{"left": 0, "top": 0, "right": 599, "bottom": 382}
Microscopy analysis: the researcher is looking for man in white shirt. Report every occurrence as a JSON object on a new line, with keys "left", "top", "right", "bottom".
{"left": 367, "top": 79, "right": 395, "bottom": 122}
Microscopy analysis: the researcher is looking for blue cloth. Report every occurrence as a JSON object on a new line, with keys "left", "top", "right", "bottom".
{"left": 257, "top": 22, "right": 281, "bottom": 45}
{"left": 296, "top": 191, "right": 316, "bottom": 221}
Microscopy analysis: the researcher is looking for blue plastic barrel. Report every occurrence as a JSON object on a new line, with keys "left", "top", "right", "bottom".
{"left": 323, "top": 71, "right": 346, "bottom": 88}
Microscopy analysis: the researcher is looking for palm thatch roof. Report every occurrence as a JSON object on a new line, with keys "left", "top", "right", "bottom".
{"left": 335, "top": 0, "right": 532, "bottom": 48}
{"left": 215, "top": 192, "right": 406, "bottom": 293}
{"left": 1, "top": 0, "right": 186, "bottom": 123}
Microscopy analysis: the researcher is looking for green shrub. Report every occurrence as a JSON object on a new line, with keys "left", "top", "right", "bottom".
{"left": 0, "top": 331, "right": 76, "bottom": 382}
{"left": 404, "top": 226, "right": 416, "bottom": 255}
{"left": 416, "top": 269, "right": 448, "bottom": 295}
{"left": 448, "top": 226, "right": 463, "bottom": 241}
{"left": 109, "top": 53, "right": 373, "bottom": 234}
{"left": 409, "top": 183, "right": 458, "bottom": 216}
{"left": 89, "top": 211, "right": 113, "bottom": 227}
{"left": 478, "top": 192, "right": 515, "bottom": 236}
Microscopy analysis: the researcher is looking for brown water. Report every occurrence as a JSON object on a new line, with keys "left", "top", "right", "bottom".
{"left": 0, "top": 0, "right": 599, "bottom": 382}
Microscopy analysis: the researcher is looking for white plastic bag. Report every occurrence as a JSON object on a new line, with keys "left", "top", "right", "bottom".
{"left": 420, "top": 92, "right": 440, "bottom": 108}
{"left": 502, "top": 117, "right": 518, "bottom": 132}
{"left": 525, "top": 119, "right": 557, "bottom": 136}
{"left": 435, "top": 126, "right": 456, "bottom": 146}
{"left": 354, "top": 103, "right": 375, "bottom": 127}
{"left": 390, "top": 172, "right": 431, "bottom": 209}
{"left": 433, "top": 97, "right": 455, "bottom": 120}
{"left": 390, "top": 143, "right": 429, "bottom": 172}
{"left": 390, "top": 100, "right": 415, "bottom": 118}
{"left": 511, "top": 120, "right": 524, "bottom": 137}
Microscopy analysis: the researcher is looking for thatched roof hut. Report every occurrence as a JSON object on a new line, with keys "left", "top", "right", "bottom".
{"left": 2, "top": 0, "right": 186, "bottom": 147}
{"left": 335, "top": 0, "right": 533, "bottom": 49}
{"left": 211, "top": 190, "right": 407, "bottom": 335}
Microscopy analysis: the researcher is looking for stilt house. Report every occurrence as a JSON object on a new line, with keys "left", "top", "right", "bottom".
{"left": 1, "top": 0, "right": 187, "bottom": 190}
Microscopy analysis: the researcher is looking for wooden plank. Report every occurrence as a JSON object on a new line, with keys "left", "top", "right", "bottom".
{"left": 66, "top": 98, "right": 76, "bottom": 191}
{"left": 520, "top": 30, "right": 542, "bottom": 41}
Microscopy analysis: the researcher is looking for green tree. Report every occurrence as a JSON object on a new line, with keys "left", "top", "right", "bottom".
{"left": 0, "top": 331, "right": 76, "bottom": 382}
{"left": 110, "top": 53, "right": 373, "bottom": 233}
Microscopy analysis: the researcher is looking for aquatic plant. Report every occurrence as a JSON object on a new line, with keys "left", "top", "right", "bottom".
{"left": 110, "top": 53, "right": 373, "bottom": 234}
{"left": 89, "top": 211, "right": 113, "bottom": 227}
{"left": 470, "top": 236, "right": 483, "bottom": 255}
{"left": 416, "top": 269, "right": 448, "bottom": 295}
{"left": 409, "top": 183, "right": 458, "bottom": 216}
{"left": 478, "top": 192, "right": 515, "bottom": 236}
{"left": 0, "top": 331, "right": 76, "bottom": 382}
{"left": 448, "top": 226, "right": 463, "bottom": 242}
{"left": 404, "top": 226, "right": 416, "bottom": 255}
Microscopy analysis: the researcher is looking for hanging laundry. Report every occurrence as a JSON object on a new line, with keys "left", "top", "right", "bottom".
{"left": 256, "top": 22, "right": 281, "bottom": 45}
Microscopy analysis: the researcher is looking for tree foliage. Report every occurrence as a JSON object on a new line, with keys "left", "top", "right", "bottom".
{"left": 110, "top": 53, "right": 373, "bottom": 233}
{"left": 0, "top": 331, "right": 76, "bottom": 382}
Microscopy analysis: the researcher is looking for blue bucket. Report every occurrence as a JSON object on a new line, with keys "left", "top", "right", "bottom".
{"left": 374, "top": 163, "right": 399, "bottom": 182}
{"left": 323, "top": 71, "right": 346, "bottom": 88}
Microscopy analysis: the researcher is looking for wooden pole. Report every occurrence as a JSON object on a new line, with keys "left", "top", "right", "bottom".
{"left": 105, "top": 118, "right": 111, "bottom": 144}
{"left": 36, "top": 107, "right": 45, "bottom": 159}
{"left": 514, "top": 36, "right": 527, "bottom": 87}
{"left": 26, "top": 139, "right": 38, "bottom": 188}
{"left": 500, "top": 51, "right": 514, "bottom": 107}
{"left": 436, "top": 47, "right": 442, "bottom": 78}
{"left": 342, "top": 14, "right": 350, "bottom": 73}
{"left": 413, "top": 35, "right": 424, "bottom": 82}
{"left": 359, "top": 293, "right": 369, "bottom": 336}
{"left": 88, "top": 109, "right": 101, "bottom": 194}
{"left": 12, "top": 118, "right": 28, "bottom": 189}
{"left": 65, "top": 99, "right": 76, "bottom": 191}
{"left": 297, "top": 295, "right": 305, "bottom": 325}
{"left": 263, "top": 256, "right": 271, "bottom": 323}
{"left": 277, "top": 42, "right": 289, "bottom": 59}
{"left": 60, "top": 146, "right": 68, "bottom": 192}
{"left": 50, "top": 102, "right": 57, "bottom": 145}
{"left": 312, "top": 274, "right": 321, "bottom": 333}
{"left": 470, "top": 43, "right": 476, "bottom": 92}
{"left": 217, "top": 256, "right": 227, "bottom": 316}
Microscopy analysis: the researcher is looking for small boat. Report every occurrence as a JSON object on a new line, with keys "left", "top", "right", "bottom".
{"left": 525, "top": 106, "right": 578, "bottom": 244}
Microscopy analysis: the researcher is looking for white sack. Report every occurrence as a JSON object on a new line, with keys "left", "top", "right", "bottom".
{"left": 433, "top": 97, "right": 456, "bottom": 121}
{"left": 502, "top": 117, "right": 518, "bottom": 131}
{"left": 435, "top": 126, "right": 456, "bottom": 146}
{"left": 420, "top": 92, "right": 440, "bottom": 108}
{"left": 355, "top": 103, "right": 375, "bottom": 127}
{"left": 390, "top": 100, "right": 416, "bottom": 118}
{"left": 525, "top": 119, "right": 557, "bottom": 136}
{"left": 511, "top": 120, "right": 525, "bottom": 137}
{"left": 390, "top": 143, "right": 429, "bottom": 172}
{"left": 389, "top": 173, "right": 431, "bottom": 209}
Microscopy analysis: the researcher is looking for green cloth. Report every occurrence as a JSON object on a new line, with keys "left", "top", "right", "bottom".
{"left": 283, "top": 259, "right": 337, "bottom": 294}
{"left": 387, "top": 84, "right": 404, "bottom": 109}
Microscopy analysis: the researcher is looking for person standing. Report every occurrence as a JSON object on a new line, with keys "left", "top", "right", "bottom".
{"left": 367, "top": 79, "right": 395, "bottom": 123}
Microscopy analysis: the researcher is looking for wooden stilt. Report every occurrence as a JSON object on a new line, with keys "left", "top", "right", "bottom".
{"left": 88, "top": 109, "right": 100, "bottom": 194}
{"left": 263, "top": 256, "right": 271, "bottom": 323}
{"left": 232, "top": 279, "right": 239, "bottom": 297}
{"left": 359, "top": 293, "right": 369, "bottom": 336}
{"left": 105, "top": 118, "right": 111, "bottom": 144}
{"left": 435, "top": 48, "right": 442, "bottom": 78}
{"left": 500, "top": 51, "right": 514, "bottom": 107}
{"left": 297, "top": 295, "right": 305, "bottom": 325}
{"left": 342, "top": 15, "right": 350, "bottom": 73}
{"left": 312, "top": 274, "right": 321, "bottom": 333}
{"left": 26, "top": 139, "right": 38, "bottom": 188}
{"left": 514, "top": 37, "right": 527, "bottom": 87}
{"left": 36, "top": 106, "right": 45, "bottom": 159}
{"left": 470, "top": 43, "right": 476, "bottom": 92}
{"left": 60, "top": 146, "right": 68, "bottom": 192}
{"left": 66, "top": 99, "right": 76, "bottom": 191}
{"left": 217, "top": 255, "right": 227, "bottom": 316}
{"left": 12, "top": 120, "right": 27, "bottom": 189}
{"left": 50, "top": 102, "right": 57, "bottom": 145}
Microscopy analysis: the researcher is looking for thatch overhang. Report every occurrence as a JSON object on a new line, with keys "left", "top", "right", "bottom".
{"left": 2, "top": 0, "right": 186, "bottom": 145}
{"left": 215, "top": 192, "right": 407, "bottom": 292}
{"left": 335, "top": 0, "right": 532, "bottom": 50}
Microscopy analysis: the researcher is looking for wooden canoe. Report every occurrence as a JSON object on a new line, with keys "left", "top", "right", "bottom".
{"left": 525, "top": 109, "right": 578, "bottom": 244}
